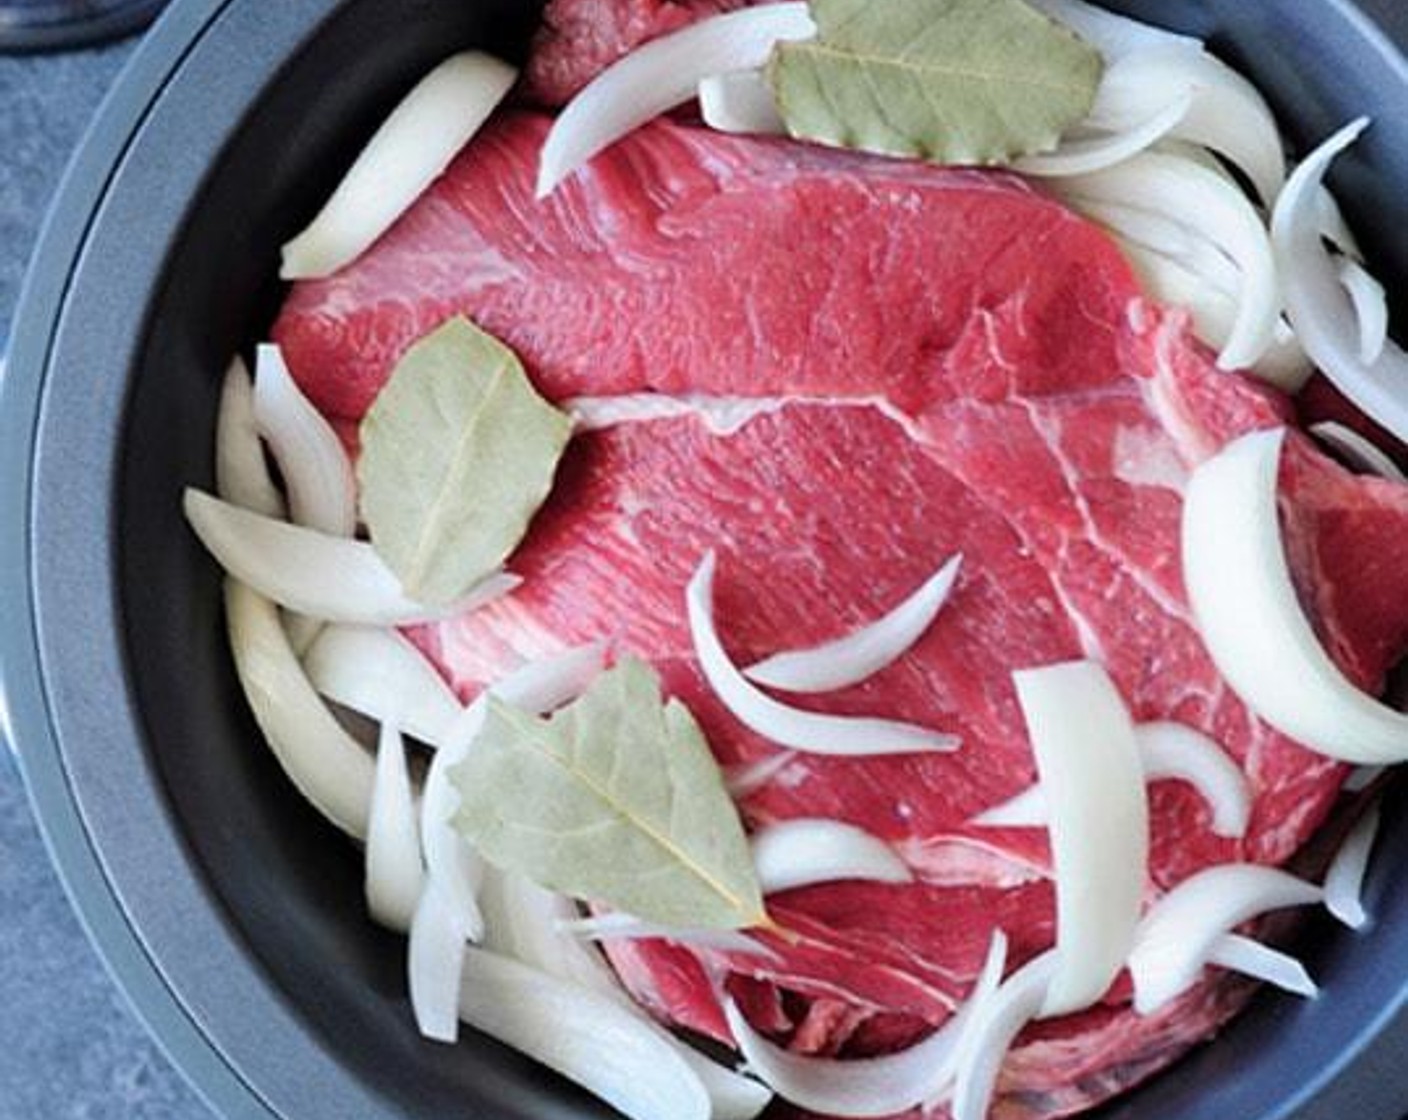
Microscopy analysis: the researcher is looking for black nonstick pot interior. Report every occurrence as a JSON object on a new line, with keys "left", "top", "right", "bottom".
{"left": 4, "top": 1, "right": 1408, "bottom": 1119}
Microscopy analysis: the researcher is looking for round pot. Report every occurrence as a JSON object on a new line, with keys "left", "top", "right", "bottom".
{"left": 3, "top": 1, "right": 1408, "bottom": 1118}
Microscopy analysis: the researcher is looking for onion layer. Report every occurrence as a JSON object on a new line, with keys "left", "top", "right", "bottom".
{"left": 1128, "top": 863, "right": 1322, "bottom": 1014}
{"left": 750, "top": 819, "right": 912, "bottom": 894}
{"left": 303, "top": 624, "right": 462, "bottom": 748}
{"left": 215, "top": 357, "right": 285, "bottom": 518}
{"left": 745, "top": 555, "right": 962, "bottom": 693}
{"left": 366, "top": 723, "right": 425, "bottom": 934}
{"left": 688, "top": 552, "right": 958, "bottom": 755}
{"left": 698, "top": 69, "right": 784, "bottom": 135}
{"left": 538, "top": 4, "right": 815, "bottom": 196}
{"left": 1309, "top": 422, "right": 1406, "bottom": 483}
{"left": 1182, "top": 428, "right": 1408, "bottom": 763}
{"left": 185, "top": 489, "right": 519, "bottom": 626}
{"left": 1338, "top": 259, "right": 1390, "bottom": 367}
{"left": 1208, "top": 934, "right": 1318, "bottom": 999}
{"left": 1014, "top": 662, "right": 1146, "bottom": 1017}
{"left": 558, "top": 913, "right": 777, "bottom": 960}
{"left": 1325, "top": 801, "right": 1381, "bottom": 930}
{"left": 282, "top": 51, "right": 516, "bottom": 279}
{"left": 409, "top": 875, "right": 469, "bottom": 1042}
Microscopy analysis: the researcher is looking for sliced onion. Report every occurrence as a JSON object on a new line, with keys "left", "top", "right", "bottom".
{"left": 724, "top": 931, "right": 1007, "bottom": 1118}
{"left": 303, "top": 624, "right": 462, "bottom": 748}
{"left": 1014, "top": 662, "right": 1146, "bottom": 1017}
{"left": 1056, "top": 150, "right": 1280, "bottom": 371}
{"left": 976, "top": 721, "right": 1249, "bottom": 839}
{"left": 1128, "top": 863, "right": 1323, "bottom": 1015}
{"left": 558, "top": 913, "right": 778, "bottom": 961}
{"left": 366, "top": 723, "right": 425, "bottom": 934}
{"left": 253, "top": 343, "right": 356, "bottom": 537}
{"left": 1325, "top": 800, "right": 1381, "bottom": 930}
{"left": 224, "top": 578, "right": 374, "bottom": 839}
{"left": 687, "top": 552, "right": 958, "bottom": 756}
{"left": 1026, "top": 0, "right": 1198, "bottom": 61}
{"left": 184, "top": 489, "right": 519, "bottom": 625}
{"left": 724, "top": 752, "right": 798, "bottom": 798}
{"left": 1338, "top": 259, "right": 1390, "bottom": 367}
{"left": 1208, "top": 933, "right": 1318, "bottom": 999}
{"left": 490, "top": 642, "right": 608, "bottom": 713}
{"left": 1273, "top": 120, "right": 1408, "bottom": 445}
{"left": 699, "top": 69, "right": 785, "bottom": 135}
{"left": 281, "top": 51, "right": 516, "bottom": 279}
{"left": 537, "top": 4, "right": 815, "bottom": 196}
{"left": 745, "top": 555, "right": 962, "bottom": 693}
{"left": 1343, "top": 764, "right": 1387, "bottom": 793}
{"left": 478, "top": 868, "right": 773, "bottom": 1120}
{"left": 1318, "top": 187, "right": 1364, "bottom": 260}
{"left": 1309, "top": 422, "right": 1405, "bottom": 483}
{"left": 750, "top": 819, "right": 912, "bottom": 894}
{"left": 409, "top": 874, "right": 469, "bottom": 1042}
{"left": 1018, "top": 92, "right": 1192, "bottom": 178}
{"left": 215, "top": 357, "right": 285, "bottom": 518}
{"left": 458, "top": 947, "right": 712, "bottom": 1120}
{"left": 1183, "top": 428, "right": 1408, "bottom": 763}
{"left": 951, "top": 949, "right": 1058, "bottom": 1120}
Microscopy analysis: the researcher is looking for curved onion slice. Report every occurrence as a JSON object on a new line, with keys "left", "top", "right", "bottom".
{"left": 281, "top": 51, "right": 516, "bottom": 279}
{"left": 1208, "top": 934, "right": 1318, "bottom": 999}
{"left": 750, "top": 819, "right": 912, "bottom": 894}
{"left": 478, "top": 870, "right": 773, "bottom": 1120}
{"left": 688, "top": 552, "right": 958, "bottom": 756}
{"left": 537, "top": 4, "right": 815, "bottom": 196}
{"left": 184, "top": 489, "right": 519, "bottom": 625}
{"left": 1310, "top": 422, "right": 1406, "bottom": 483}
{"left": 724, "top": 931, "right": 1007, "bottom": 1118}
{"left": 744, "top": 555, "right": 962, "bottom": 693}
{"left": 1338, "top": 259, "right": 1390, "bottom": 366}
{"left": 725, "top": 752, "right": 797, "bottom": 798}
{"left": 1026, "top": 0, "right": 1197, "bottom": 61}
{"left": 303, "top": 624, "right": 462, "bottom": 748}
{"left": 1183, "top": 428, "right": 1408, "bottom": 763}
{"left": 1273, "top": 120, "right": 1408, "bottom": 445}
{"left": 558, "top": 913, "right": 778, "bottom": 961}
{"left": 366, "top": 723, "right": 425, "bottom": 934}
{"left": 975, "top": 721, "right": 1249, "bottom": 839}
{"left": 1343, "top": 764, "right": 1387, "bottom": 793}
{"left": 224, "top": 578, "right": 374, "bottom": 839}
{"left": 409, "top": 875, "right": 469, "bottom": 1041}
{"left": 253, "top": 344, "right": 356, "bottom": 537}
{"left": 1325, "top": 800, "right": 1381, "bottom": 930}
{"left": 458, "top": 948, "right": 712, "bottom": 1120}
{"left": 1057, "top": 151, "right": 1280, "bottom": 371}
{"left": 1014, "top": 662, "right": 1146, "bottom": 1017}
{"left": 1128, "top": 863, "right": 1323, "bottom": 1014}
{"left": 215, "top": 357, "right": 285, "bottom": 518}
{"left": 699, "top": 69, "right": 785, "bottom": 135}
{"left": 1018, "top": 92, "right": 1192, "bottom": 178}
{"left": 951, "top": 949, "right": 1058, "bottom": 1120}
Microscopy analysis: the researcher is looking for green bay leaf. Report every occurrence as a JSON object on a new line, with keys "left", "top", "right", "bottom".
{"left": 450, "top": 657, "right": 768, "bottom": 931}
{"left": 358, "top": 316, "right": 572, "bottom": 606}
{"left": 769, "top": 0, "right": 1104, "bottom": 166}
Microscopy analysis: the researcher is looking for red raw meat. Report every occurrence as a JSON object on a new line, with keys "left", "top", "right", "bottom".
{"left": 273, "top": 114, "right": 1408, "bottom": 1118}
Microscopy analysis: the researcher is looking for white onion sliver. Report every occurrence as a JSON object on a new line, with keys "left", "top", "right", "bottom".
{"left": 725, "top": 752, "right": 797, "bottom": 798}
{"left": 1273, "top": 120, "right": 1408, "bottom": 445}
{"left": 1325, "top": 801, "right": 1381, "bottom": 930}
{"left": 1017, "top": 92, "right": 1192, "bottom": 178}
{"left": 698, "top": 69, "right": 785, "bottom": 135}
{"left": 972, "top": 786, "right": 1047, "bottom": 829}
{"left": 745, "top": 555, "right": 962, "bottom": 694}
{"left": 1310, "top": 422, "right": 1406, "bottom": 483}
{"left": 215, "top": 357, "right": 285, "bottom": 518}
{"left": 1025, "top": 0, "right": 1198, "bottom": 61}
{"left": 1057, "top": 151, "right": 1280, "bottom": 372}
{"left": 458, "top": 948, "right": 711, "bottom": 1120}
{"left": 490, "top": 642, "right": 608, "bottom": 713}
{"left": 408, "top": 863, "right": 468, "bottom": 1042}
{"left": 722, "top": 931, "right": 1007, "bottom": 1118}
{"left": 1338, "top": 258, "right": 1390, "bottom": 367}
{"left": 688, "top": 552, "right": 959, "bottom": 756}
{"left": 951, "top": 949, "right": 1058, "bottom": 1120}
{"left": 683, "top": 1052, "right": 773, "bottom": 1120}
{"left": 366, "top": 723, "right": 425, "bottom": 934}
{"left": 1182, "top": 428, "right": 1408, "bottom": 763}
{"left": 253, "top": 343, "right": 356, "bottom": 537}
{"left": 751, "top": 819, "right": 912, "bottom": 894}
{"left": 282, "top": 51, "right": 516, "bottom": 279}
{"left": 537, "top": 4, "right": 815, "bottom": 196}
{"left": 1128, "top": 863, "right": 1323, "bottom": 1015}
{"left": 1343, "top": 764, "right": 1387, "bottom": 793}
{"left": 224, "top": 578, "right": 374, "bottom": 839}
{"left": 1207, "top": 934, "right": 1318, "bottom": 999}
{"left": 303, "top": 624, "right": 462, "bottom": 748}
{"left": 1015, "top": 661, "right": 1146, "bottom": 1017}
{"left": 558, "top": 913, "right": 778, "bottom": 960}
{"left": 185, "top": 489, "right": 518, "bottom": 626}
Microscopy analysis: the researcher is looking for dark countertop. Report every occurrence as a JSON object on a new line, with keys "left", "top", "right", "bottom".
{"left": 0, "top": 37, "right": 213, "bottom": 1120}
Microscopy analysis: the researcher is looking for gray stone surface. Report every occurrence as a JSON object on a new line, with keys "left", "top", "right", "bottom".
{"left": 1, "top": 36, "right": 214, "bottom": 1120}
